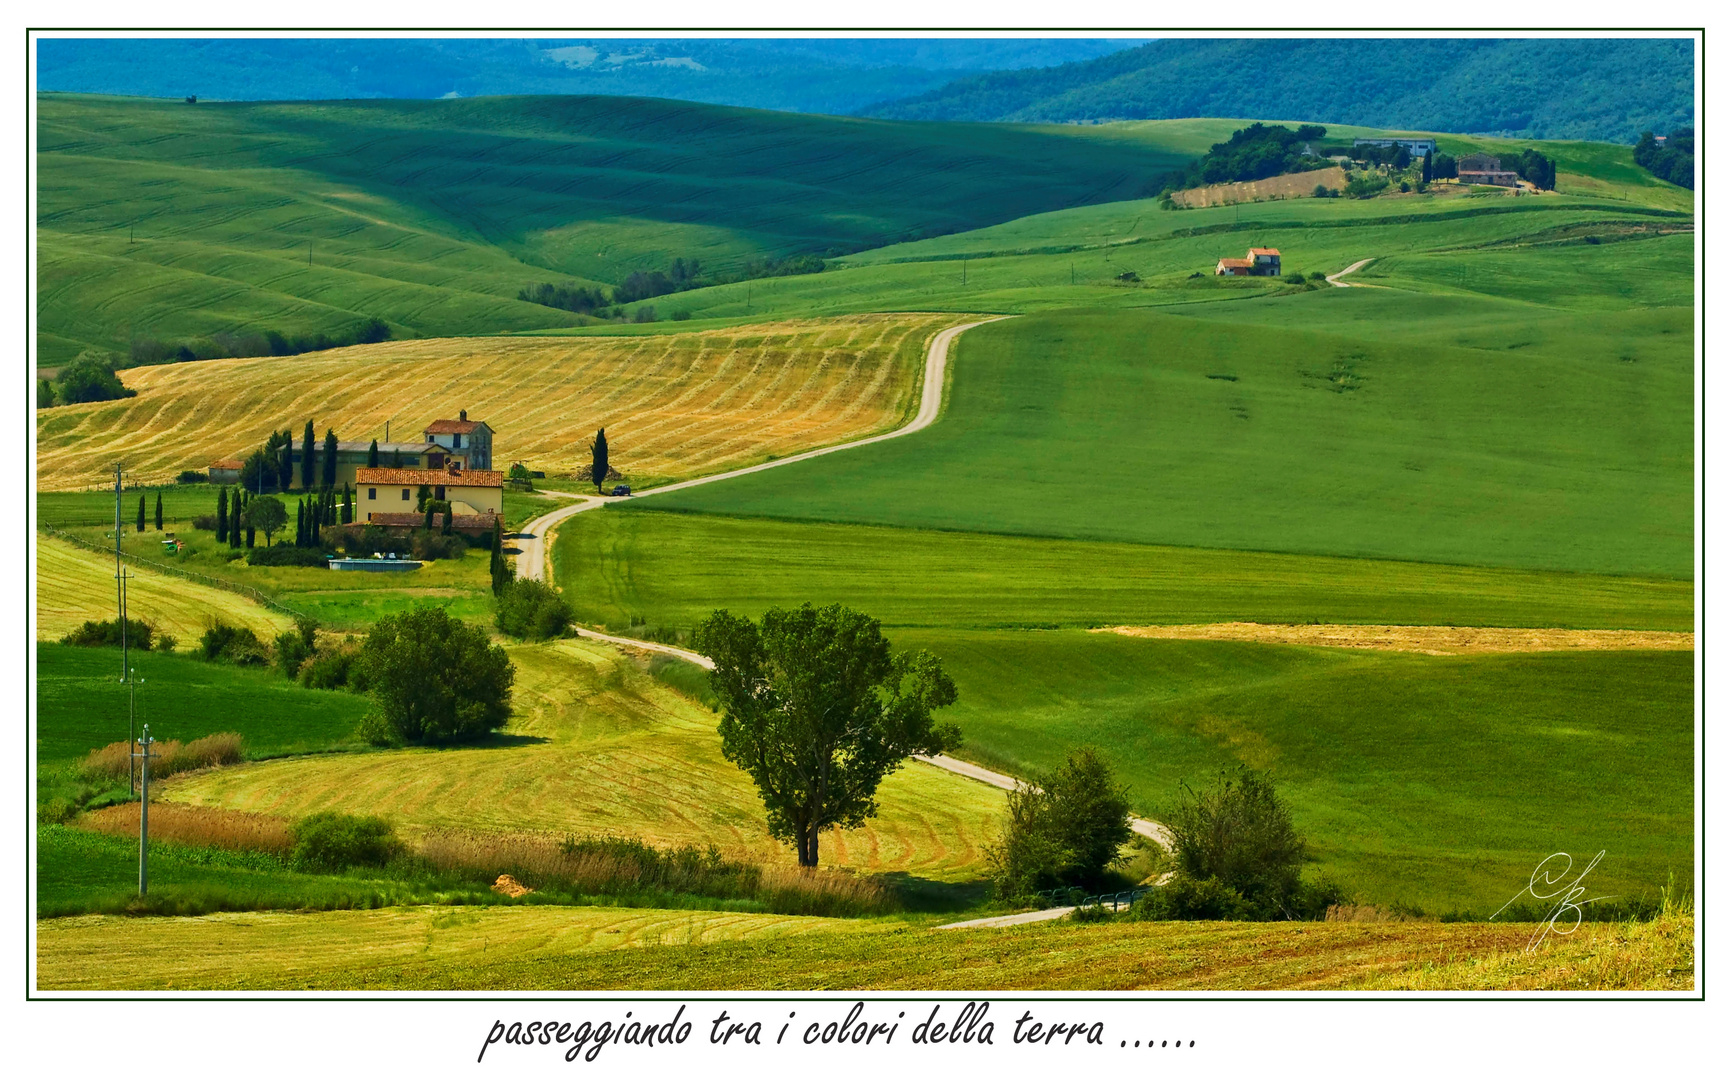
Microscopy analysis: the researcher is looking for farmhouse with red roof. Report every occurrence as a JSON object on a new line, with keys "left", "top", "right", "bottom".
{"left": 1216, "top": 247, "right": 1281, "bottom": 277}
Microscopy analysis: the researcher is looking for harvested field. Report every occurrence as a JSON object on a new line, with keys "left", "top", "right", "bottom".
{"left": 35, "top": 314, "right": 967, "bottom": 492}
{"left": 1171, "top": 166, "right": 1348, "bottom": 208}
{"left": 35, "top": 535, "right": 293, "bottom": 644}
{"left": 34, "top": 906, "right": 1693, "bottom": 992}
{"left": 163, "top": 638, "right": 1003, "bottom": 881}
{"left": 79, "top": 803, "right": 293, "bottom": 857}
{"left": 1097, "top": 622, "right": 1695, "bottom": 655}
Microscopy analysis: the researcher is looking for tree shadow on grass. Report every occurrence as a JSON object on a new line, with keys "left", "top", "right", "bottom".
{"left": 875, "top": 872, "right": 994, "bottom": 915}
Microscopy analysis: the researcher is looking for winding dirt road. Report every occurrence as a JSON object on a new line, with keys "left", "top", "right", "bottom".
{"left": 1326, "top": 258, "right": 1378, "bottom": 286}
{"left": 508, "top": 315, "right": 1181, "bottom": 857}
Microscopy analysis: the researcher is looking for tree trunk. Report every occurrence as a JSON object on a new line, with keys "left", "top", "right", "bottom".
{"left": 798, "top": 823, "right": 819, "bottom": 868}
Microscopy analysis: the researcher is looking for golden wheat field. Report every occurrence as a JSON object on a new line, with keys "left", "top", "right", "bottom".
{"left": 35, "top": 314, "right": 966, "bottom": 492}
{"left": 164, "top": 637, "right": 1005, "bottom": 880}
{"left": 36, "top": 536, "right": 293, "bottom": 644}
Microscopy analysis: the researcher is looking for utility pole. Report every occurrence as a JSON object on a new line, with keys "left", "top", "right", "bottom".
{"left": 135, "top": 725, "right": 155, "bottom": 896}
{"left": 127, "top": 662, "right": 138, "bottom": 796}
{"left": 113, "top": 465, "right": 126, "bottom": 679}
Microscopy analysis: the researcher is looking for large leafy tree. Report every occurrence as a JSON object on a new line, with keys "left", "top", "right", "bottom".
{"left": 242, "top": 494, "right": 287, "bottom": 546}
{"left": 694, "top": 603, "right": 960, "bottom": 867}
{"left": 1165, "top": 765, "right": 1306, "bottom": 919}
{"left": 358, "top": 606, "right": 515, "bottom": 745}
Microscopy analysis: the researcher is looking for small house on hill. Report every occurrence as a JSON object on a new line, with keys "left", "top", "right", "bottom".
{"left": 1456, "top": 153, "right": 1520, "bottom": 187}
{"left": 1216, "top": 248, "right": 1281, "bottom": 277}
{"left": 1353, "top": 137, "right": 1437, "bottom": 158}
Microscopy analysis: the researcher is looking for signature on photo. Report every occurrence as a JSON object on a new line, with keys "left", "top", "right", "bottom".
{"left": 1493, "top": 851, "right": 1613, "bottom": 952}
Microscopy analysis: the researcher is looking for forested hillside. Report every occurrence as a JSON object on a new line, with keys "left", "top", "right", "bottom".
{"left": 866, "top": 38, "right": 1695, "bottom": 143}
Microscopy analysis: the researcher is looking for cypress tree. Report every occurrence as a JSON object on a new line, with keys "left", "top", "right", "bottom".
{"left": 217, "top": 487, "right": 229, "bottom": 543}
{"left": 136, "top": 495, "right": 146, "bottom": 533}
{"left": 295, "top": 500, "right": 305, "bottom": 547}
{"left": 277, "top": 430, "right": 294, "bottom": 491}
{"left": 489, "top": 516, "right": 511, "bottom": 596}
{"left": 154, "top": 493, "right": 163, "bottom": 531}
{"left": 322, "top": 428, "right": 338, "bottom": 489}
{"left": 367, "top": 438, "right": 380, "bottom": 468}
{"left": 230, "top": 492, "right": 243, "bottom": 549}
{"left": 391, "top": 448, "right": 402, "bottom": 468}
{"left": 300, "top": 421, "right": 315, "bottom": 489}
{"left": 424, "top": 504, "right": 433, "bottom": 532}
{"left": 246, "top": 523, "right": 255, "bottom": 548}
{"left": 442, "top": 505, "right": 452, "bottom": 535}
{"left": 591, "top": 427, "right": 609, "bottom": 494}
{"left": 1422, "top": 149, "right": 1433, "bottom": 183}
{"left": 342, "top": 484, "right": 353, "bottom": 525}
{"left": 417, "top": 485, "right": 431, "bottom": 511}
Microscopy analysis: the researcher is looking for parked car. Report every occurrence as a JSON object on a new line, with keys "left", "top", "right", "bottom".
{"left": 611, "top": 484, "right": 632, "bottom": 497}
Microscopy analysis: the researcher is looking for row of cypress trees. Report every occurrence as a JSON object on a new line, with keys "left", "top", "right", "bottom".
{"left": 214, "top": 486, "right": 258, "bottom": 548}
{"left": 134, "top": 494, "right": 164, "bottom": 532}
{"left": 293, "top": 485, "right": 354, "bottom": 547}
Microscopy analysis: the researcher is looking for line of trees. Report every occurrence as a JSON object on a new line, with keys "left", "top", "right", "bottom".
{"left": 128, "top": 318, "right": 391, "bottom": 368}
{"left": 1634, "top": 128, "right": 1694, "bottom": 190}
{"left": 518, "top": 253, "right": 827, "bottom": 318}
{"left": 1159, "top": 123, "right": 1333, "bottom": 192}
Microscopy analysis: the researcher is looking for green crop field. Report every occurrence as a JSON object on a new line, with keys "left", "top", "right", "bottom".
{"left": 36, "top": 644, "right": 370, "bottom": 765}
{"left": 553, "top": 510, "right": 1692, "bottom": 633}
{"left": 632, "top": 306, "right": 1693, "bottom": 577}
{"left": 37, "top": 93, "right": 1193, "bottom": 362}
{"left": 896, "top": 630, "right": 1693, "bottom": 914}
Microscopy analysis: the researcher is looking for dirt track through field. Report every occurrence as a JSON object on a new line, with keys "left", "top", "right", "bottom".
{"left": 1096, "top": 622, "right": 1694, "bottom": 655}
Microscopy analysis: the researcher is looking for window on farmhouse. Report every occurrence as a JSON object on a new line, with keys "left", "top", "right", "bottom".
{"left": 368, "top": 488, "right": 376, "bottom": 499}
{"left": 401, "top": 487, "right": 410, "bottom": 501}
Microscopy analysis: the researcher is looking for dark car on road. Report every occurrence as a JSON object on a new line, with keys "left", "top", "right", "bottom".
{"left": 611, "top": 484, "right": 631, "bottom": 496}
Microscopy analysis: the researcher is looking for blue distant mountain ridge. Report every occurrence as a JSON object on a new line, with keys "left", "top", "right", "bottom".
{"left": 33, "top": 38, "right": 1145, "bottom": 116}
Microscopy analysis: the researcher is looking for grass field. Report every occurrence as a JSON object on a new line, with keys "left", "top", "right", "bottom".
{"left": 36, "top": 644, "right": 370, "bottom": 765}
{"left": 553, "top": 510, "right": 1693, "bottom": 632}
{"left": 36, "top": 314, "right": 958, "bottom": 490}
{"left": 35, "top": 903, "right": 1692, "bottom": 991}
{"left": 634, "top": 306, "right": 1693, "bottom": 576}
{"left": 164, "top": 637, "right": 1005, "bottom": 883}
{"left": 898, "top": 630, "right": 1693, "bottom": 913}
{"left": 36, "top": 534, "right": 294, "bottom": 644}
{"left": 37, "top": 93, "right": 1192, "bottom": 362}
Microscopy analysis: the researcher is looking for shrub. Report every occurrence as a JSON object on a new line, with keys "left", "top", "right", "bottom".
{"left": 246, "top": 545, "right": 330, "bottom": 567}
{"left": 299, "top": 644, "right": 361, "bottom": 691}
{"left": 1313, "top": 183, "right": 1330, "bottom": 198}
{"left": 60, "top": 617, "right": 154, "bottom": 652}
{"left": 632, "top": 305, "right": 657, "bottom": 323}
{"left": 191, "top": 513, "right": 218, "bottom": 531}
{"left": 53, "top": 351, "right": 135, "bottom": 405}
{"left": 1130, "top": 872, "right": 1253, "bottom": 921}
{"left": 1069, "top": 902, "right": 1114, "bottom": 923}
{"left": 494, "top": 578, "right": 573, "bottom": 641}
{"left": 357, "top": 606, "right": 515, "bottom": 745}
{"left": 986, "top": 746, "right": 1133, "bottom": 900}
{"left": 274, "top": 622, "right": 317, "bottom": 678}
{"left": 79, "top": 732, "right": 246, "bottom": 782}
{"left": 155, "top": 633, "right": 178, "bottom": 653}
{"left": 290, "top": 812, "right": 403, "bottom": 872}
{"left": 176, "top": 470, "right": 209, "bottom": 484}
{"left": 671, "top": 309, "right": 693, "bottom": 321}
{"left": 199, "top": 623, "right": 269, "bottom": 666}
{"left": 410, "top": 530, "right": 467, "bottom": 561}
{"left": 1307, "top": 271, "right": 1326, "bottom": 281}
{"left": 1283, "top": 272, "right": 1305, "bottom": 284}
{"left": 1165, "top": 765, "right": 1306, "bottom": 919}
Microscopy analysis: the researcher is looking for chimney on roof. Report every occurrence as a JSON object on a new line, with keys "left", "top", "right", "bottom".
{"left": 459, "top": 409, "right": 467, "bottom": 421}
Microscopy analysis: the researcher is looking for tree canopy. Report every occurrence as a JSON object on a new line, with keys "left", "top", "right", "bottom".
{"left": 358, "top": 606, "right": 515, "bottom": 745}
{"left": 241, "top": 495, "right": 287, "bottom": 545}
{"left": 694, "top": 602, "right": 960, "bottom": 866}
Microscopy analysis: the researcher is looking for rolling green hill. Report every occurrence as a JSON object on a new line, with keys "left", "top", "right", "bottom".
{"left": 37, "top": 93, "right": 1193, "bottom": 363}
{"left": 632, "top": 304, "right": 1693, "bottom": 577}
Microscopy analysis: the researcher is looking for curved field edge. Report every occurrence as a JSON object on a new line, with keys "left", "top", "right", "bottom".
{"left": 34, "top": 906, "right": 1693, "bottom": 991}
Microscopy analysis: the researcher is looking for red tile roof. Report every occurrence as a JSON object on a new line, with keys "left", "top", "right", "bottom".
{"left": 209, "top": 459, "right": 244, "bottom": 470}
{"left": 355, "top": 466, "right": 504, "bottom": 488}
{"left": 1217, "top": 258, "right": 1253, "bottom": 268}
{"left": 365, "top": 511, "right": 499, "bottom": 531}
{"left": 1248, "top": 248, "right": 1281, "bottom": 256}
{"left": 424, "top": 419, "right": 487, "bottom": 435}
